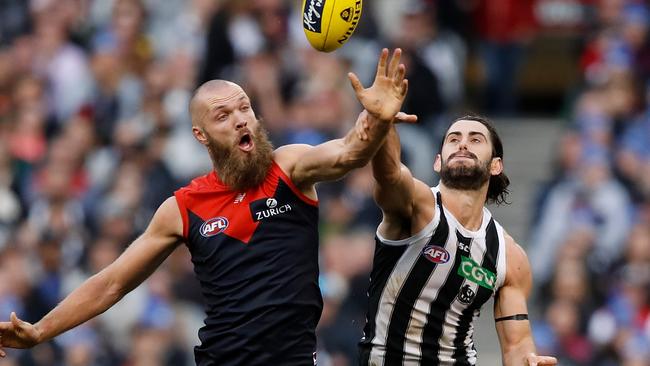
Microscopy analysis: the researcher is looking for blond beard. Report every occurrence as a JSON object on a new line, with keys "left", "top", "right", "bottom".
{"left": 207, "top": 124, "right": 274, "bottom": 191}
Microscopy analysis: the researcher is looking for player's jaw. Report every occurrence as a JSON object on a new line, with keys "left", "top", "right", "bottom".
{"left": 439, "top": 153, "right": 491, "bottom": 191}
{"left": 207, "top": 124, "right": 274, "bottom": 191}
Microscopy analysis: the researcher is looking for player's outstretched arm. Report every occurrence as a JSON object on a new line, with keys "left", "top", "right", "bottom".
{"left": 354, "top": 110, "right": 434, "bottom": 239}
{"left": 494, "top": 235, "right": 557, "bottom": 366}
{"left": 278, "top": 48, "right": 415, "bottom": 190}
{"left": 0, "top": 197, "right": 184, "bottom": 356}
{"left": 369, "top": 124, "right": 434, "bottom": 239}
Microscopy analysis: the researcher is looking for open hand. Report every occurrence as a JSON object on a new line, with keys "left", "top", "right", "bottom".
{"left": 348, "top": 48, "right": 408, "bottom": 122}
{"left": 526, "top": 353, "right": 557, "bottom": 366}
{"left": 0, "top": 312, "right": 41, "bottom": 356}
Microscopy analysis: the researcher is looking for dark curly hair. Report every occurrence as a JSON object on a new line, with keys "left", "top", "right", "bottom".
{"left": 440, "top": 115, "right": 510, "bottom": 205}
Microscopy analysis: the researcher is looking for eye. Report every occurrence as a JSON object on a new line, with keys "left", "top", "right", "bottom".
{"left": 217, "top": 113, "right": 228, "bottom": 122}
{"left": 241, "top": 104, "right": 251, "bottom": 112}
{"left": 448, "top": 137, "right": 459, "bottom": 143}
{"left": 471, "top": 138, "right": 481, "bottom": 143}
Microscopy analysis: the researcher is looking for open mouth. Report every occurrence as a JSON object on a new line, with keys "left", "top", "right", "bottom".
{"left": 238, "top": 133, "right": 254, "bottom": 152}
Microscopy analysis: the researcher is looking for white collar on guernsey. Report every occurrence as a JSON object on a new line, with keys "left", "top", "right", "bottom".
{"left": 375, "top": 188, "right": 440, "bottom": 246}
{"left": 376, "top": 214, "right": 439, "bottom": 246}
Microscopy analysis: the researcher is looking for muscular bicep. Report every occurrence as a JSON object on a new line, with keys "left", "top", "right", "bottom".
{"left": 494, "top": 283, "right": 531, "bottom": 349}
{"left": 373, "top": 164, "right": 421, "bottom": 215}
{"left": 106, "top": 197, "right": 184, "bottom": 295}
{"left": 370, "top": 121, "right": 436, "bottom": 240}
{"left": 494, "top": 238, "right": 534, "bottom": 354}
{"left": 287, "top": 139, "right": 356, "bottom": 185}
{"left": 278, "top": 111, "right": 392, "bottom": 189}
{"left": 375, "top": 174, "right": 434, "bottom": 240}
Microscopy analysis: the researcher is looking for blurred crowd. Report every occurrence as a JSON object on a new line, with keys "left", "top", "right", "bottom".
{"left": 0, "top": 0, "right": 648, "bottom": 365}
{"left": 528, "top": 1, "right": 650, "bottom": 365}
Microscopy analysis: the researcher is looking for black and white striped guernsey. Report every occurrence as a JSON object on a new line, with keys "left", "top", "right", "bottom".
{"left": 359, "top": 186, "right": 507, "bottom": 366}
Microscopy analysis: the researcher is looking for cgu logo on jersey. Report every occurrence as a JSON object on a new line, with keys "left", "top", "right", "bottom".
{"left": 458, "top": 256, "right": 496, "bottom": 290}
{"left": 422, "top": 245, "right": 450, "bottom": 264}
{"left": 200, "top": 217, "right": 229, "bottom": 237}
{"left": 251, "top": 197, "right": 292, "bottom": 222}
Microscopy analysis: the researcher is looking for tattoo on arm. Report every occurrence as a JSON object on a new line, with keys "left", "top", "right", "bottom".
{"left": 495, "top": 314, "right": 529, "bottom": 323}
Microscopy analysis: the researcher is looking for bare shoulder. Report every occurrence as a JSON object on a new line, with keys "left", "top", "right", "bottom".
{"left": 413, "top": 179, "right": 436, "bottom": 205}
{"left": 272, "top": 145, "right": 320, "bottom": 200}
{"left": 410, "top": 179, "right": 437, "bottom": 219}
{"left": 147, "top": 196, "right": 184, "bottom": 238}
{"left": 273, "top": 144, "right": 313, "bottom": 173}
{"left": 504, "top": 234, "right": 528, "bottom": 265}
{"left": 503, "top": 233, "right": 532, "bottom": 291}
{"left": 378, "top": 176, "right": 435, "bottom": 239}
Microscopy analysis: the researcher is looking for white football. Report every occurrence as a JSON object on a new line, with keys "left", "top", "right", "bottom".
{"left": 302, "top": 0, "right": 363, "bottom": 52}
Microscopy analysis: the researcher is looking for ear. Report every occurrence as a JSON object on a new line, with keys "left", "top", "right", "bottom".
{"left": 433, "top": 154, "right": 442, "bottom": 173}
{"left": 192, "top": 126, "right": 209, "bottom": 146}
{"left": 490, "top": 157, "right": 503, "bottom": 176}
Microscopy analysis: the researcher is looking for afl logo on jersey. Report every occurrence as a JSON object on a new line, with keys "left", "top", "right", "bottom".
{"left": 200, "top": 217, "right": 229, "bottom": 237}
{"left": 422, "top": 245, "right": 450, "bottom": 264}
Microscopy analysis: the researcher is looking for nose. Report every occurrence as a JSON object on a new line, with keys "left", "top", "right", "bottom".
{"left": 458, "top": 139, "right": 468, "bottom": 150}
{"left": 235, "top": 117, "right": 248, "bottom": 130}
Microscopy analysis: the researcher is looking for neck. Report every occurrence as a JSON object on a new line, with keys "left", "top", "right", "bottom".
{"left": 438, "top": 183, "right": 488, "bottom": 231}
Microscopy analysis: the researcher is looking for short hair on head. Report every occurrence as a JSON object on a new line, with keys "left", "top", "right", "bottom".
{"left": 440, "top": 114, "right": 510, "bottom": 205}
{"left": 189, "top": 80, "right": 239, "bottom": 127}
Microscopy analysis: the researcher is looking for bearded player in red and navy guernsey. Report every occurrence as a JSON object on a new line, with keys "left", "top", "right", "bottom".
{"left": 0, "top": 49, "right": 415, "bottom": 365}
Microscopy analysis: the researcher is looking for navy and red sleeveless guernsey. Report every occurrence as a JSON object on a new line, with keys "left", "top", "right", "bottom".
{"left": 174, "top": 161, "right": 322, "bottom": 366}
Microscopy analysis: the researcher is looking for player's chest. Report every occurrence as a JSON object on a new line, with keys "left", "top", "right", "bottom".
{"left": 192, "top": 188, "right": 301, "bottom": 244}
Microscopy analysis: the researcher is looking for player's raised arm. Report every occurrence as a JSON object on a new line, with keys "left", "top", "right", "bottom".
{"left": 367, "top": 120, "right": 436, "bottom": 240}
{"left": 0, "top": 197, "right": 184, "bottom": 356}
{"left": 494, "top": 235, "right": 557, "bottom": 366}
{"left": 277, "top": 48, "right": 415, "bottom": 192}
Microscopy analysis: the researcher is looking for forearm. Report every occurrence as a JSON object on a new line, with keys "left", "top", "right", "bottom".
{"left": 502, "top": 336, "right": 537, "bottom": 366}
{"left": 27, "top": 199, "right": 182, "bottom": 345}
{"left": 372, "top": 125, "right": 402, "bottom": 185}
{"left": 34, "top": 271, "right": 123, "bottom": 342}
{"left": 340, "top": 114, "right": 392, "bottom": 169}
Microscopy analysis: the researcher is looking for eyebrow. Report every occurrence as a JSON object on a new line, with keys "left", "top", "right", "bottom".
{"left": 446, "top": 131, "right": 487, "bottom": 139}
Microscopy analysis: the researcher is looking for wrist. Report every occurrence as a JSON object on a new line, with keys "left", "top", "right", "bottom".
{"left": 375, "top": 114, "right": 395, "bottom": 124}
{"left": 32, "top": 321, "right": 46, "bottom": 344}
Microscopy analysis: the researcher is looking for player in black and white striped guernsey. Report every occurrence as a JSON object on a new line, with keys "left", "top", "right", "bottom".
{"left": 357, "top": 116, "right": 556, "bottom": 366}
